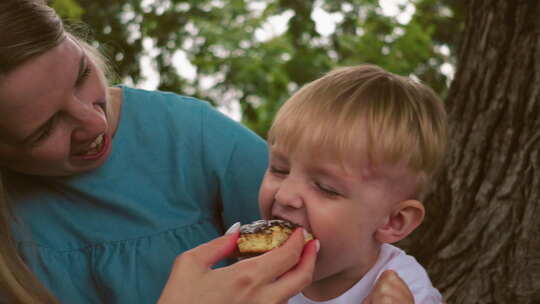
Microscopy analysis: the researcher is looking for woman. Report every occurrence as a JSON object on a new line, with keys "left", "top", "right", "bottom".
{"left": 0, "top": 1, "right": 413, "bottom": 303}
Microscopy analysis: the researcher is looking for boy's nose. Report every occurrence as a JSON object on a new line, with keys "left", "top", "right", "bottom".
{"left": 274, "top": 178, "right": 304, "bottom": 209}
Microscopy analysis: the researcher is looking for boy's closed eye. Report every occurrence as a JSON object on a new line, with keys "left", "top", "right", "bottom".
{"left": 314, "top": 181, "right": 341, "bottom": 197}
{"left": 269, "top": 165, "right": 289, "bottom": 176}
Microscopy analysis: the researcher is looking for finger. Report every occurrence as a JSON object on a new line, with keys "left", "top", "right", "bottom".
{"left": 379, "top": 270, "right": 399, "bottom": 281}
{"left": 187, "top": 232, "right": 240, "bottom": 269}
{"left": 380, "top": 270, "right": 410, "bottom": 294}
{"left": 253, "top": 228, "right": 307, "bottom": 277}
{"left": 370, "top": 270, "right": 413, "bottom": 302}
{"left": 278, "top": 239, "right": 319, "bottom": 279}
{"left": 269, "top": 239, "right": 319, "bottom": 300}
{"left": 361, "top": 296, "right": 371, "bottom": 304}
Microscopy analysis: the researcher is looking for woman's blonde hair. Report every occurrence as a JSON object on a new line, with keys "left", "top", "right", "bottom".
{"left": 268, "top": 65, "right": 448, "bottom": 191}
{"left": 0, "top": 1, "right": 109, "bottom": 302}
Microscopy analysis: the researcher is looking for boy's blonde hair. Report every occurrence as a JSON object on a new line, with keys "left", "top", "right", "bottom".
{"left": 268, "top": 65, "right": 448, "bottom": 192}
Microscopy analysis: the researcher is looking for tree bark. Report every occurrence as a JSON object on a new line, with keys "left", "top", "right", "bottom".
{"left": 400, "top": 0, "right": 540, "bottom": 303}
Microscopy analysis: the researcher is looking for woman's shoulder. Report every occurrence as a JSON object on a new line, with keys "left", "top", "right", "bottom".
{"left": 116, "top": 85, "right": 260, "bottom": 138}
{"left": 112, "top": 85, "right": 265, "bottom": 156}
{"left": 118, "top": 85, "right": 211, "bottom": 110}
{"left": 114, "top": 85, "right": 214, "bottom": 131}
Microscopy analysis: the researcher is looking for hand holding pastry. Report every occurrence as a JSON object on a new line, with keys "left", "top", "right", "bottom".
{"left": 158, "top": 224, "right": 318, "bottom": 304}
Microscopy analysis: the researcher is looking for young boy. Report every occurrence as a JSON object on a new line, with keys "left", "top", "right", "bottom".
{"left": 258, "top": 64, "right": 447, "bottom": 303}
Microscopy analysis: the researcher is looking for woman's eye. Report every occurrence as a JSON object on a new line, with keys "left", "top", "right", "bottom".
{"left": 36, "top": 126, "right": 52, "bottom": 142}
{"left": 33, "top": 116, "right": 57, "bottom": 144}
{"left": 316, "top": 182, "right": 340, "bottom": 197}
{"left": 75, "top": 65, "right": 92, "bottom": 87}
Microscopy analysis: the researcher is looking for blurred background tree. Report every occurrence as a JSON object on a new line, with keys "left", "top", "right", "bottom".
{"left": 52, "top": 0, "right": 463, "bottom": 137}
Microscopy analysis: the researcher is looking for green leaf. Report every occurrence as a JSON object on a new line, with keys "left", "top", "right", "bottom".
{"left": 51, "top": 0, "right": 84, "bottom": 19}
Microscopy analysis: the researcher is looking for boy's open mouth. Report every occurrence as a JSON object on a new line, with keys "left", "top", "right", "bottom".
{"left": 272, "top": 215, "right": 313, "bottom": 236}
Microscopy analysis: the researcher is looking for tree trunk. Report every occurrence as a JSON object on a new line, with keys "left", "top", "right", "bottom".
{"left": 400, "top": 1, "right": 540, "bottom": 303}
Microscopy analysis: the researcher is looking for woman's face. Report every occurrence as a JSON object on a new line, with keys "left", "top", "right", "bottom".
{"left": 0, "top": 37, "right": 115, "bottom": 176}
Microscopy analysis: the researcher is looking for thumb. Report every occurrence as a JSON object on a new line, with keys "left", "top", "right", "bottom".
{"left": 189, "top": 232, "right": 240, "bottom": 268}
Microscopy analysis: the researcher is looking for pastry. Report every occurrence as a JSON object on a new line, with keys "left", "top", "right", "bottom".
{"left": 237, "top": 219, "right": 313, "bottom": 257}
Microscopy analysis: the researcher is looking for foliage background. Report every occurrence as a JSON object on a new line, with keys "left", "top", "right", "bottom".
{"left": 51, "top": 0, "right": 463, "bottom": 137}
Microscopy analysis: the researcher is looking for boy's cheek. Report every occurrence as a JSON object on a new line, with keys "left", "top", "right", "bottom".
{"left": 258, "top": 202, "right": 273, "bottom": 220}
{"left": 257, "top": 186, "right": 273, "bottom": 219}
{"left": 258, "top": 176, "right": 286, "bottom": 220}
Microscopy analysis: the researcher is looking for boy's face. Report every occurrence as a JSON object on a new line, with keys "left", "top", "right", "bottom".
{"left": 258, "top": 144, "right": 417, "bottom": 286}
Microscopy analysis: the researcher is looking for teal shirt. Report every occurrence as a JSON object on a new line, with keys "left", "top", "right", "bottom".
{"left": 9, "top": 86, "right": 267, "bottom": 303}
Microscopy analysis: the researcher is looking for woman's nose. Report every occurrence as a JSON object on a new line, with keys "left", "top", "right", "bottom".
{"left": 274, "top": 177, "right": 304, "bottom": 209}
{"left": 70, "top": 100, "right": 107, "bottom": 142}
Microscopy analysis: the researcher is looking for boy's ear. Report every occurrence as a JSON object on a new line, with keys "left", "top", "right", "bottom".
{"left": 375, "top": 200, "right": 425, "bottom": 244}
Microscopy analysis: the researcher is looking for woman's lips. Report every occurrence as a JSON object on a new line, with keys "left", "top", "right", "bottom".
{"left": 72, "top": 133, "right": 110, "bottom": 161}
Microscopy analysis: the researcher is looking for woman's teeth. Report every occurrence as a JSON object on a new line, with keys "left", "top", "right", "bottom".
{"left": 90, "top": 134, "right": 103, "bottom": 148}
{"left": 84, "top": 134, "right": 104, "bottom": 155}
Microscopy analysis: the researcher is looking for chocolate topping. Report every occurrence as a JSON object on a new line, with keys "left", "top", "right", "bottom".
{"left": 239, "top": 219, "right": 298, "bottom": 234}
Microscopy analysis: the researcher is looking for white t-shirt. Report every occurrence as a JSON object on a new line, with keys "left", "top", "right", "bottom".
{"left": 288, "top": 244, "right": 442, "bottom": 304}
